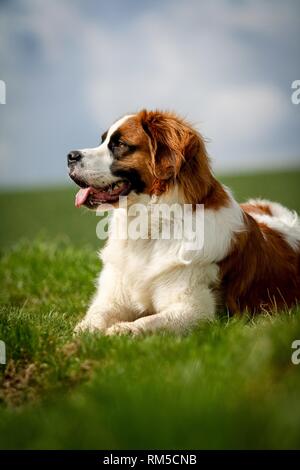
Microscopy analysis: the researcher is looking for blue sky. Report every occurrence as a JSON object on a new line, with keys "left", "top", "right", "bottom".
{"left": 0, "top": 0, "right": 299, "bottom": 188}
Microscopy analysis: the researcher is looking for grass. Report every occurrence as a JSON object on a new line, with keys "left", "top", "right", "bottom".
{"left": 0, "top": 169, "right": 300, "bottom": 449}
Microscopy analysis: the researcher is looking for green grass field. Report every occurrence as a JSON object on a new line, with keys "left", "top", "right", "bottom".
{"left": 0, "top": 169, "right": 300, "bottom": 449}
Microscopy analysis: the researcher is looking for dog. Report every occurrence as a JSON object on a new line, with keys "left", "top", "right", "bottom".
{"left": 68, "top": 109, "right": 300, "bottom": 335}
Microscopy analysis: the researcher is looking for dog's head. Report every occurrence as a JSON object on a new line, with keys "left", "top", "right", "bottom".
{"left": 68, "top": 109, "right": 212, "bottom": 210}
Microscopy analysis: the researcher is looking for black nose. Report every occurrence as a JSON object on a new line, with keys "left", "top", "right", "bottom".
{"left": 67, "top": 150, "right": 82, "bottom": 165}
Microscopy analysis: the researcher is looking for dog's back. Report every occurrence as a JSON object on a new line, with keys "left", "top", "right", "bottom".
{"left": 219, "top": 199, "right": 300, "bottom": 314}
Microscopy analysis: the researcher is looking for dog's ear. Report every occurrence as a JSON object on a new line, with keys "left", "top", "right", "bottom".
{"left": 139, "top": 110, "right": 211, "bottom": 201}
{"left": 140, "top": 110, "right": 189, "bottom": 180}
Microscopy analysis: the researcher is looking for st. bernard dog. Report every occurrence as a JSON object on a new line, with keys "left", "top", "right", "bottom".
{"left": 68, "top": 110, "right": 300, "bottom": 335}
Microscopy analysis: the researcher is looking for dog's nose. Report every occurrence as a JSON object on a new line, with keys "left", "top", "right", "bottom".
{"left": 67, "top": 150, "right": 83, "bottom": 165}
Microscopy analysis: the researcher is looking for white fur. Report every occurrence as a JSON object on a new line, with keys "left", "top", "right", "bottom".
{"left": 74, "top": 185, "right": 245, "bottom": 335}
{"left": 71, "top": 115, "right": 133, "bottom": 188}
{"left": 246, "top": 198, "right": 300, "bottom": 251}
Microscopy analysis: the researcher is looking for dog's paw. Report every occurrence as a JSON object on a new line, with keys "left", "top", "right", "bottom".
{"left": 105, "top": 322, "right": 143, "bottom": 337}
{"left": 73, "top": 319, "right": 106, "bottom": 335}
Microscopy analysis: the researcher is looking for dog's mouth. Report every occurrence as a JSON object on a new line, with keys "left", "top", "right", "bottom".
{"left": 74, "top": 179, "right": 132, "bottom": 208}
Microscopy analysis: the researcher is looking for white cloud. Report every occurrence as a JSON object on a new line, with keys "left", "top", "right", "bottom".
{"left": 203, "top": 85, "right": 288, "bottom": 141}
{"left": 0, "top": 0, "right": 299, "bottom": 186}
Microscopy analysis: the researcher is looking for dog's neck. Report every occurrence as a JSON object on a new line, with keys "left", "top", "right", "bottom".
{"left": 107, "top": 183, "right": 244, "bottom": 266}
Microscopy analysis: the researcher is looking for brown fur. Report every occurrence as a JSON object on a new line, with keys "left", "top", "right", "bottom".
{"left": 241, "top": 202, "right": 272, "bottom": 216}
{"left": 117, "top": 110, "right": 229, "bottom": 208}
{"left": 218, "top": 213, "right": 300, "bottom": 314}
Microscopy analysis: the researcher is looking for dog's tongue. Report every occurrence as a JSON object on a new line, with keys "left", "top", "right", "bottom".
{"left": 75, "top": 187, "right": 92, "bottom": 208}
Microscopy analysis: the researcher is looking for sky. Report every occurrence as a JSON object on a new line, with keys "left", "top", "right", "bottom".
{"left": 0, "top": 0, "right": 299, "bottom": 188}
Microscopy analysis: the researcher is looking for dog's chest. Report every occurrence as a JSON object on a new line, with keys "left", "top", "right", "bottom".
{"left": 102, "top": 237, "right": 180, "bottom": 311}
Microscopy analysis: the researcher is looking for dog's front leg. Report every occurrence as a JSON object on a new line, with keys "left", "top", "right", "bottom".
{"left": 74, "top": 301, "right": 120, "bottom": 334}
{"left": 106, "top": 284, "right": 216, "bottom": 336}
{"left": 74, "top": 264, "right": 128, "bottom": 334}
